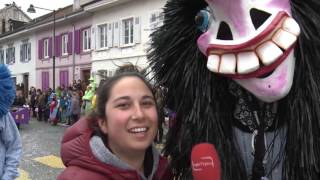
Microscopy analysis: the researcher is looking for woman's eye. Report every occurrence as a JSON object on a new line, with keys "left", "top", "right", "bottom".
{"left": 195, "top": 9, "right": 211, "bottom": 32}
{"left": 142, "top": 101, "right": 155, "bottom": 107}
{"left": 116, "top": 103, "right": 130, "bottom": 109}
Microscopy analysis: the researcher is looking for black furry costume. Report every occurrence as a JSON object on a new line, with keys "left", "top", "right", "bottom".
{"left": 148, "top": 0, "right": 320, "bottom": 179}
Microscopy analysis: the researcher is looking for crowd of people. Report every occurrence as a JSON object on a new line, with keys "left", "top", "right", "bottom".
{"left": 13, "top": 79, "right": 94, "bottom": 126}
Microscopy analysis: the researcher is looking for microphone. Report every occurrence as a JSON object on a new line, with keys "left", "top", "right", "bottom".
{"left": 191, "top": 143, "right": 221, "bottom": 180}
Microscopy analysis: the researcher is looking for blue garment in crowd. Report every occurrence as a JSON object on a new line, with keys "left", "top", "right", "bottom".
{"left": 0, "top": 64, "right": 22, "bottom": 179}
{"left": 0, "top": 113, "right": 22, "bottom": 180}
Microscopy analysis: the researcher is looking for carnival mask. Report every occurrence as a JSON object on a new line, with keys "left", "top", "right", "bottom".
{"left": 197, "top": 0, "right": 300, "bottom": 102}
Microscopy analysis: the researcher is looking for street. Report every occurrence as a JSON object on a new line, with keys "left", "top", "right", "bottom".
{"left": 17, "top": 118, "right": 67, "bottom": 180}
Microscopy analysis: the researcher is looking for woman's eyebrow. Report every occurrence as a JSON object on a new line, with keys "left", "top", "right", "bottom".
{"left": 112, "top": 96, "right": 130, "bottom": 103}
{"left": 142, "top": 95, "right": 155, "bottom": 100}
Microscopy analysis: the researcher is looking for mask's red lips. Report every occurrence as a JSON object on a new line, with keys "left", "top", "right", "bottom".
{"left": 225, "top": 44, "right": 295, "bottom": 79}
{"left": 203, "top": 11, "right": 299, "bottom": 79}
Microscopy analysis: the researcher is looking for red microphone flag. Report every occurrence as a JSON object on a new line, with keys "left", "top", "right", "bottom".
{"left": 191, "top": 143, "right": 221, "bottom": 180}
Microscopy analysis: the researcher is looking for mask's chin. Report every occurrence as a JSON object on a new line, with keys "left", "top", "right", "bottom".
{"left": 234, "top": 50, "right": 295, "bottom": 103}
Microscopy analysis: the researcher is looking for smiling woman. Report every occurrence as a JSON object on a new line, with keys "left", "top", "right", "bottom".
{"left": 58, "top": 71, "right": 172, "bottom": 180}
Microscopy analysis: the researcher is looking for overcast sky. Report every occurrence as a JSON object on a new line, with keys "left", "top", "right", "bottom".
{"left": 0, "top": 0, "right": 74, "bottom": 19}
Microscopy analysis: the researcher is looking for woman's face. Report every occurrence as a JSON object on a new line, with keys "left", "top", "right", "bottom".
{"left": 99, "top": 76, "right": 158, "bottom": 155}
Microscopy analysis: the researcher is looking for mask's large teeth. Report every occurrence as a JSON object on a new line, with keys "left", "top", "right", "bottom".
{"left": 207, "top": 54, "right": 220, "bottom": 73}
{"left": 282, "top": 17, "right": 300, "bottom": 36}
{"left": 237, "top": 52, "right": 260, "bottom": 74}
{"left": 272, "top": 29, "right": 297, "bottom": 50}
{"left": 219, "top": 54, "right": 236, "bottom": 74}
{"left": 256, "top": 41, "right": 283, "bottom": 66}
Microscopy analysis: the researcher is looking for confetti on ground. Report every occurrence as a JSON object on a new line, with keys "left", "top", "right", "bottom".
{"left": 33, "top": 155, "right": 65, "bottom": 169}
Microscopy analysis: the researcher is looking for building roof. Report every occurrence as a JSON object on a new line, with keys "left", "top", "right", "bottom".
{"left": 0, "top": 2, "right": 31, "bottom": 21}
{"left": 0, "top": 4, "right": 89, "bottom": 40}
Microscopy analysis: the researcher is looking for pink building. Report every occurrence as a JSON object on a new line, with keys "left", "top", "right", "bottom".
{"left": 35, "top": 5, "right": 92, "bottom": 90}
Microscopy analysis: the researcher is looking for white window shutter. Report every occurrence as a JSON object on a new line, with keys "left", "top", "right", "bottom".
{"left": 28, "top": 43, "right": 31, "bottom": 60}
{"left": 20, "top": 44, "right": 23, "bottom": 62}
{"left": 96, "top": 25, "right": 100, "bottom": 49}
{"left": 113, "top": 22, "right": 120, "bottom": 47}
{"left": 12, "top": 47, "right": 15, "bottom": 63}
{"left": 107, "top": 23, "right": 113, "bottom": 48}
{"left": 91, "top": 27, "right": 95, "bottom": 50}
{"left": 119, "top": 21, "right": 124, "bottom": 47}
{"left": 134, "top": 16, "right": 141, "bottom": 44}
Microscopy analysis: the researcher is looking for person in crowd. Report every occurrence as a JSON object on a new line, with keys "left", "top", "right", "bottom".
{"left": 76, "top": 79, "right": 82, "bottom": 90}
{"left": 55, "top": 86, "right": 62, "bottom": 99}
{"left": 58, "top": 72, "right": 172, "bottom": 180}
{"left": 49, "top": 93, "right": 59, "bottom": 125}
{"left": 36, "top": 89, "right": 46, "bottom": 122}
{"left": 63, "top": 93, "right": 72, "bottom": 125}
{"left": 81, "top": 80, "right": 96, "bottom": 115}
{"left": 41, "top": 89, "right": 51, "bottom": 122}
{"left": 59, "top": 93, "right": 67, "bottom": 123}
{"left": 0, "top": 65, "right": 22, "bottom": 179}
{"left": 34, "top": 89, "right": 41, "bottom": 120}
{"left": 12, "top": 88, "right": 26, "bottom": 107}
{"left": 28, "top": 86, "right": 36, "bottom": 117}
{"left": 68, "top": 91, "right": 80, "bottom": 125}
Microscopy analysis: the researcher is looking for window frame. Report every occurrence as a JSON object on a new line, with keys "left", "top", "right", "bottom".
{"left": 121, "top": 17, "right": 134, "bottom": 46}
{"left": 6, "top": 46, "right": 15, "bottom": 65}
{"left": 21, "top": 41, "right": 31, "bottom": 62}
{"left": 149, "top": 10, "right": 164, "bottom": 31}
{"left": 98, "top": 24, "right": 108, "bottom": 49}
{"left": 43, "top": 39, "right": 49, "bottom": 58}
{"left": 0, "top": 48, "right": 4, "bottom": 64}
{"left": 82, "top": 28, "right": 91, "bottom": 52}
{"left": 61, "top": 34, "right": 68, "bottom": 55}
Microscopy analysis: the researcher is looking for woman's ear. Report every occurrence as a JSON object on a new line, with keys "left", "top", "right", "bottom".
{"left": 98, "top": 118, "right": 108, "bottom": 134}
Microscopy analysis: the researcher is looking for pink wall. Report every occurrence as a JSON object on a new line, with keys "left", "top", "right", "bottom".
{"left": 36, "top": 17, "right": 93, "bottom": 90}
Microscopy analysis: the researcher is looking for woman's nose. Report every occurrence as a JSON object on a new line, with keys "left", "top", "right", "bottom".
{"left": 131, "top": 104, "right": 144, "bottom": 120}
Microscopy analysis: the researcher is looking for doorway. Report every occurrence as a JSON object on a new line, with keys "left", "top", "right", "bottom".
{"left": 81, "top": 69, "right": 91, "bottom": 86}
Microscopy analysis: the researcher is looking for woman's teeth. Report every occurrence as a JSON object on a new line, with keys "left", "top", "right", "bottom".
{"left": 129, "top": 127, "right": 148, "bottom": 133}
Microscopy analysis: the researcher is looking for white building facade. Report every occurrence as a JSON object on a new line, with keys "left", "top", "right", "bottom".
{"left": 0, "top": 30, "right": 37, "bottom": 90}
{"left": 84, "top": 0, "right": 166, "bottom": 82}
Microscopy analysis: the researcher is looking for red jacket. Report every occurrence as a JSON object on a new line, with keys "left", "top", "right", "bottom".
{"left": 58, "top": 118, "right": 172, "bottom": 180}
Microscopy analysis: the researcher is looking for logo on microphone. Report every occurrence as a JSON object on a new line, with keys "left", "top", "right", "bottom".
{"left": 191, "top": 156, "right": 215, "bottom": 171}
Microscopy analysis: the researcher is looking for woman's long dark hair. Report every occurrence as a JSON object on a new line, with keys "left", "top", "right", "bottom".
{"left": 148, "top": 0, "right": 320, "bottom": 179}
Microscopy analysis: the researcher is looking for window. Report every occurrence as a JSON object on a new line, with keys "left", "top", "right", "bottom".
{"left": 41, "top": 71, "right": 49, "bottom": 90}
{"left": 44, "top": 39, "right": 49, "bottom": 58}
{"left": 122, "top": 18, "right": 134, "bottom": 45}
{"left": 150, "top": 11, "right": 164, "bottom": 31}
{"left": 0, "top": 49, "right": 4, "bottom": 64}
{"left": 82, "top": 28, "right": 91, "bottom": 51}
{"left": 61, "top": 34, "right": 68, "bottom": 55}
{"left": 59, "top": 70, "right": 69, "bottom": 87}
{"left": 98, "top": 24, "right": 107, "bottom": 48}
{"left": 6, "top": 46, "right": 15, "bottom": 64}
{"left": 20, "top": 42, "right": 31, "bottom": 62}
{"left": 108, "top": 70, "right": 114, "bottom": 77}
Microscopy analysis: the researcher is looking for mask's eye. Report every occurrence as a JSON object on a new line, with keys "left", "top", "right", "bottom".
{"left": 195, "top": 10, "right": 211, "bottom": 32}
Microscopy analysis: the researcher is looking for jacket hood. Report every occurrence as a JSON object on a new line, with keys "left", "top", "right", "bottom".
{"left": 60, "top": 118, "right": 139, "bottom": 178}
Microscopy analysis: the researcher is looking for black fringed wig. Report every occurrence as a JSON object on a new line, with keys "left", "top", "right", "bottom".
{"left": 148, "top": 0, "right": 320, "bottom": 179}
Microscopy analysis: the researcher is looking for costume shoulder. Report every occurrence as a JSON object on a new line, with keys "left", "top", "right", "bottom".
{"left": 0, "top": 65, "right": 15, "bottom": 117}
